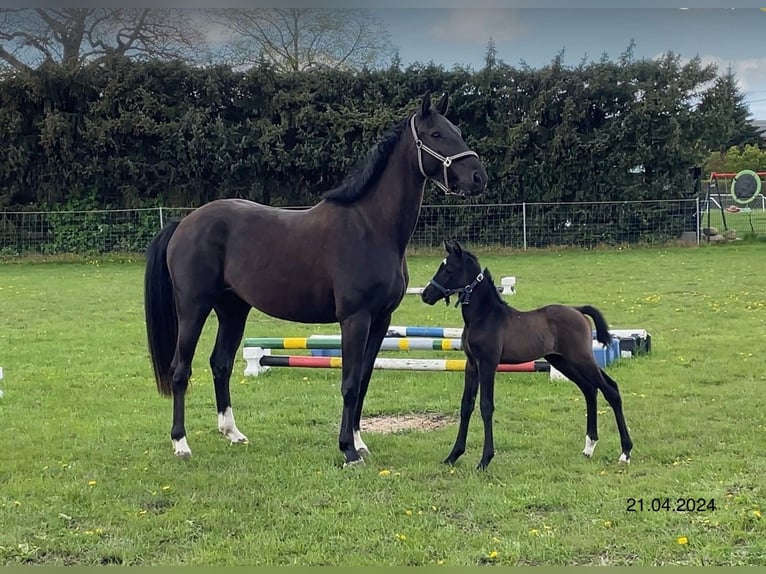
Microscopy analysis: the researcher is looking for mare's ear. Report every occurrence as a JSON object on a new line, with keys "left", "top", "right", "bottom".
{"left": 421, "top": 91, "right": 432, "bottom": 116}
{"left": 443, "top": 239, "right": 453, "bottom": 254}
{"left": 435, "top": 92, "right": 449, "bottom": 115}
{"left": 452, "top": 240, "right": 463, "bottom": 258}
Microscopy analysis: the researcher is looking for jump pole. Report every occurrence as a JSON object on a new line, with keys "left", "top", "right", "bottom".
{"left": 243, "top": 348, "right": 548, "bottom": 377}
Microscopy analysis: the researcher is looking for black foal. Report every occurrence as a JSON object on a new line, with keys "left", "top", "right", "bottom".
{"left": 421, "top": 240, "right": 633, "bottom": 470}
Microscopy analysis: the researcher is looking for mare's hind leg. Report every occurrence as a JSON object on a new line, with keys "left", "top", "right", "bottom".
{"left": 351, "top": 311, "right": 394, "bottom": 458}
{"left": 211, "top": 292, "right": 251, "bottom": 445}
{"left": 546, "top": 355, "right": 600, "bottom": 459}
{"left": 598, "top": 370, "right": 633, "bottom": 463}
{"left": 170, "top": 306, "right": 213, "bottom": 458}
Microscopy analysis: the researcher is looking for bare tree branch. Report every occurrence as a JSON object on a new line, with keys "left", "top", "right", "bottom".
{"left": 0, "top": 8, "right": 209, "bottom": 71}
{"left": 208, "top": 8, "right": 393, "bottom": 72}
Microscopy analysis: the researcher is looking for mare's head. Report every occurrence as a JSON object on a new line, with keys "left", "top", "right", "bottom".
{"left": 411, "top": 92, "right": 487, "bottom": 197}
{"left": 421, "top": 240, "right": 485, "bottom": 306}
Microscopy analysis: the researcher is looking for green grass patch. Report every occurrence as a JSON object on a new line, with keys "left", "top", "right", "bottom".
{"left": 0, "top": 244, "right": 764, "bottom": 565}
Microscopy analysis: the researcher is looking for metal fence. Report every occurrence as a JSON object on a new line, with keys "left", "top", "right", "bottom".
{"left": 2, "top": 197, "right": 760, "bottom": 257}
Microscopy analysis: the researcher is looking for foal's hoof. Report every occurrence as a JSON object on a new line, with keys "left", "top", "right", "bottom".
{"left": 172, "top": 438, "right": 192, "bottom": 459}
{"left": 618, "top": 453, "right": 631, "bottom": 464}
{"left": 343, "top": 457, "right": 365, "bottom": 469}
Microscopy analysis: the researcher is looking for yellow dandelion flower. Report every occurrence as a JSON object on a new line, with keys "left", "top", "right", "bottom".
{"left": 529, "top": 529, "right": 539, "bottom": 535}
{"left": 753, "top": 509, "right": 762, "bottom": 518}
{"left": 87, "top": 480, "right": 97, "bottom": 486}
{"left": 603, "top": 520, "right": 612, "bottom": 527}
{"left": 488, "top": 550, "right": 498, "bottom": 559}
{"left": 161, "top": 485, "right": 170, "bottom": 491}
{"left": 599, "top": 469, "right": 606, "bottom": 475}
{"left": 378, "top": 469, "right": 391, "bottom": 477}
{"left": 677, "top": 536, "right": 689, "bottom": 545}
{"left": 396, "top": 533, "right": 407, "bottom": 541}
{"left": 405, "top": 509, "right": 413, "bottom": 516}
{"left": 437, "top": 559, "right": 444, "bottom": 565}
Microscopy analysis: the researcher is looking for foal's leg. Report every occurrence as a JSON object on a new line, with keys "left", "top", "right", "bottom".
{"left": 444, "top": 357, "right": 479, "bottom": 466}
{"left": 352, "top": 311, "right": 393, "bottom": 458}
{"left": 170, "top": 304, "right": 213, "bottom": 458}
{"left": 546, "top": 355, "right": 599, "bottom": 458}
{"left": 476, "top": 361, "right": 497, "bottom": 470}
{"left": 598, "top": 370, "right": 633, "bottom": 463}
{"left": 210, "top": 293, "right": 251, "bottom": 445}
{"left": 338, "top": 311, "right": 372, "bottom": 467}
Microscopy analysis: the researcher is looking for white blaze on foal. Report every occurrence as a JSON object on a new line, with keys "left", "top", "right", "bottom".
{"left": 218, "top": 407, "right": 249, "bottom": 444}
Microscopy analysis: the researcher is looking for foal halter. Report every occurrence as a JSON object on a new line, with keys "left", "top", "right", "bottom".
{"left": 427, "top": 269, "right": 486, "bottom": 307}
{"left": 409, "top": 114, "right": 480, "bottom": 195}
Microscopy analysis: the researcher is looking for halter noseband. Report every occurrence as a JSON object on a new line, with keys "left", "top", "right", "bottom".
{"left": 426, "top": 269, "right": 486, "bottom": 307}
{"left": 409, "top": 114, "right": 479, "bottom": 195}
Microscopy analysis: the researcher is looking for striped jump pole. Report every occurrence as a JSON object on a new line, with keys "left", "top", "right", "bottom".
{"left": 243, "top": 336, "right": 463, "bottom": 352}
{"left": 243, "top": 349, "right": 549, "bottom": 377}
{"left": 385, "top": 325, "right": 464, "bottom": 339}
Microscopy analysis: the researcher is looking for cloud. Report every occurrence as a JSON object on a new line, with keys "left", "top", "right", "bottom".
{"left": 429, "top": 9, "right": 526, "bottom": 45}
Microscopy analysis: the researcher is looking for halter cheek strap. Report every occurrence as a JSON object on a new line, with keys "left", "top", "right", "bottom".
{"left": 409, "top": 114, "right": 479, "bottom": 195}
{"left": 426, "top": 269, "right": 486, "bottom": 307}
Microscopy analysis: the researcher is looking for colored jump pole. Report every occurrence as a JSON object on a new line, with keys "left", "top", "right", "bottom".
{"left": 244, "top": 350, "right": 549, "bottom": 377}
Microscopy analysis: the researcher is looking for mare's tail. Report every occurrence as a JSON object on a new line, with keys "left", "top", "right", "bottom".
{"left": 144, "top": 219, "right": 181, "bottom": 397}
{"left": 576, "top": 305, "right": 612, "bottom": 347}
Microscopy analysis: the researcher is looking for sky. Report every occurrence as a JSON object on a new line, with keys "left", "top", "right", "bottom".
{"left": 370, "top": 8, "right": 766, "bottom": 119}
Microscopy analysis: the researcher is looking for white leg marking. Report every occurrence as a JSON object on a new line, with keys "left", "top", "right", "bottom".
{"left": 582, "top": 435, "right": 598, "bottom": 457}
{"left": 173, "top": 437, "right": 192, "bottom": 459}
{"left": 353, "top": 430, "right": 370, "bottom": 456}
{"left": 218, "top": 407, "right": 249, "bottom": 444}
{"left": 618, "top": 452, "right": 630, "bottom": 464}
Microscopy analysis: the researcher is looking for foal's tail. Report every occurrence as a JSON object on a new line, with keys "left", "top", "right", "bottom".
{"left": 576, "top": 305, "right": 612, "bottom": 347}
{"left": 144, "top": 219, "right": 181, "bottom": 397}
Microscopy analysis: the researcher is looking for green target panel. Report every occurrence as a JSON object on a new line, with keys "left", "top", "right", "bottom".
{"left": 730, "top": 169, "right": 762, "bottom": 205}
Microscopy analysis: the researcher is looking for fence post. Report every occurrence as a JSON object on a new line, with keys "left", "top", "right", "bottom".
{"left": 159, "top": 206, "right": 164, "bottom": 230}
{"left": 695, "top": 197, "right": 700, "bottom": 245}
{"left": 522, "top": 202, "right": 527, "bottom": 251}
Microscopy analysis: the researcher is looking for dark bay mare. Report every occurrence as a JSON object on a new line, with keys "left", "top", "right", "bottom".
{"left": 144, "top": 93, "right": 488, "bottom": 465}
{"left": 421, "top": 241, "right": 633, "bottom": 470}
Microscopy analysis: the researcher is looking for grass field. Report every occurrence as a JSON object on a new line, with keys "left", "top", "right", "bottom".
{"left": 1, "top": 243, "right": 765, "bottom": 566}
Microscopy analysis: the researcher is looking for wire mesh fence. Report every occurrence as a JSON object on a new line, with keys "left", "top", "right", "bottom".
{"left": 1, "top": 197, "right": 757, "bottom": 257}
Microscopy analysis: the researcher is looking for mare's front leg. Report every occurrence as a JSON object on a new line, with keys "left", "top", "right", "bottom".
{"left": 476, "top": 359, "right": 497, "bottom": 470}
{"left": 445, "top": 356, "right": 479, "bottom": 465}
{"left": 352, "top": 311, "right": 393, "bottom": 459}
{"left": 338, "top": 311, "right": 372, "bottom": 467}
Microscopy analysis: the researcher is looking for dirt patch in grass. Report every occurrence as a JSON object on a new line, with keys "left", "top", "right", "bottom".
{"left": 361, "top": 412, "right": 454, "bottom": 434}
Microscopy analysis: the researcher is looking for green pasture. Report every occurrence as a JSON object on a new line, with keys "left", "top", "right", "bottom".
{"left": 0, "top": 244, "right": 764, "bottom": 565}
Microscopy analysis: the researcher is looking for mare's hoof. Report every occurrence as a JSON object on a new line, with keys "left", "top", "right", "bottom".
{"left": 357, "top": 448, "right": 370, "bottom": 459}
{"left": 343, "top": 457, "right": 365, "bottom": 469}
{"left": 174, "top": 450, "right": 191, "bottom": 460}
{"left": 582, "top": 450, "right": 593, "bottom": 458}
{"left": 618, "top": 453, "right": 630, "bottom": 464}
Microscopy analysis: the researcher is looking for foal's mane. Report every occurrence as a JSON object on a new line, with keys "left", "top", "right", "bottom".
{"left": 465, "top": 252, "right": 509, "bottom": 310}
{"left": 321, "top": 117, "right": 408, "bottom": 203}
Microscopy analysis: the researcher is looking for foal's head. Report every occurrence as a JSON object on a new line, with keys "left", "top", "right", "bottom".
{"left": 421, "top": 240, "right": 485, "bottom": 306}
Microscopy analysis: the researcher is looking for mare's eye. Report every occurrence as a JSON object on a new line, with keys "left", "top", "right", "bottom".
{"left": 431, "top": 131, "right": 441, "bottom": 138}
